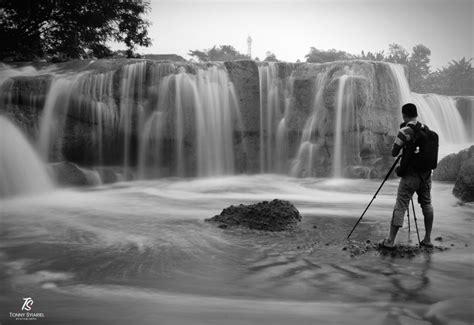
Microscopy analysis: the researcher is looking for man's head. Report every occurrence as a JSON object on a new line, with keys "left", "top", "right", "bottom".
{"left": 401, "top": 103, "right": 417, "bottom": 123}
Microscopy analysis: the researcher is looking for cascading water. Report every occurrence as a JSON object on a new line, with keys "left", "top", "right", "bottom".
{"left": 0, "top": 115, "right": 53, "bottom": 197}
{"left": 333, "top": 75, "right": 348, "bottom": 178}
{"left": 1, "top": 60, "right": 471, "bottom": 186}
{"left": 137, "top": 111, "right": 165, "bottom": 178}
{"left": 388, "top": 63, "right": 470, "bottom": 148}
{"left": 137, "top": 64, "right": 243, "bottom": 177}
{"left": 258, "top": 62, "right": 294, "bottom": 173}
{"left": 192, "top": 66, "right": 241, "bottom": 176}
{"left": 75, "top": 70, "right": 118, "bottom": 166}
{"left": 290, "top": 72, "right": 328, "bottom": 178}
{"left": 38, "top": 76, "right": 81, "bottom": 160}
{"left": 0, "top": 61, "right": 244, "bottom": 180}
{"left": 119, "top": 61, "right": 147, "bottom": 174}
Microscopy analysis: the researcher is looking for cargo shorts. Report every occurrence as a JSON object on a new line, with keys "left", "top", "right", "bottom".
{"left": 391, "top": 170, "right": 433, "bottom": 227}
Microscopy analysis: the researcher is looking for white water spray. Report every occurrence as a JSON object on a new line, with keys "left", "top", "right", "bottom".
{"left": 0, "top": 116, "right": 53, "bottom": 197}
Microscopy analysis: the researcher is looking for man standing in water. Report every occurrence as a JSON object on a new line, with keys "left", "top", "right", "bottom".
{"left": 380, "top": 103, "right": 436, "bottom": 249}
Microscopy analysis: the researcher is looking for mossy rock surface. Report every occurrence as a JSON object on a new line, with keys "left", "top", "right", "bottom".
{"left": 206, "top": 199, "right": 302, "bottom": 231}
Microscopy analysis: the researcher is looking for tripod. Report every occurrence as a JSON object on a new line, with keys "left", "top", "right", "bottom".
{"left": 347, "top": 155, "right": 401, "bottom": 239}
{"left": 407, "top": 197, "right": 421, "bottom": 245}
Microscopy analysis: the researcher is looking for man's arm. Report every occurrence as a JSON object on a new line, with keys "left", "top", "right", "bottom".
{"left": 392, "top": 143, "right": 402, "bottom": 157}
{"left": 392, "top": 126, "right": 413, "bottom": 157}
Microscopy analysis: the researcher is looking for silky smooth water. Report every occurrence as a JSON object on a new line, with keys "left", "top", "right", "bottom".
{"left": 0, "top": 116, "right": 53, "bottom": 198}
{"left": 1, "top": 175, "right": 472, "bottom": 324}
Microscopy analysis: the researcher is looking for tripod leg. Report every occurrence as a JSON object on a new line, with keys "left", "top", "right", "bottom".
{"left": 347, "top": 155, "right": 402, "bottom": 239}
{"left": 407, "top": 203, "right": 411, "bottom": 243}
{"left": 411, "top": 198, "right": 421, "bottom": 245}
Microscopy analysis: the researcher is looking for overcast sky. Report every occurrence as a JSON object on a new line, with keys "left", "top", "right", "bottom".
{"left": 137, "top": 0, "right": 473, "bottom": 69}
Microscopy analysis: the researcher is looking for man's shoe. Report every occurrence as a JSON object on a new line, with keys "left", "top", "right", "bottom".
{"left": 378, "top": 238, "right": 396, "bottom": 250}
{"left": 420, "top": 239, "right": 434, "bottom": 248}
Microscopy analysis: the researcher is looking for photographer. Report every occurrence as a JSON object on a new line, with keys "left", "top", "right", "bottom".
{"left": 380, "top": 103, "right": 436, "bottom": 249}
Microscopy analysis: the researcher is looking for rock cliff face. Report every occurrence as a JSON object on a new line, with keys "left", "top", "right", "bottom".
{"left": 0, "top": 59, "right": 469, "bottom": 180}
{"left": 455, "top": 96, "right": 474, "bottom": 141}
{"left": 225, "top": 60, "right": 261, "bottom": 172}
{"left": 453, "top": 158, "right": 474, "bottom": 202}
{"left": 287, "top": 61, "right": 401, "bottom": 177}
{"left": 0, "top": 74, "right": 52, "bottom": 138}
{"left": 433, "top": 146, "right": 474, "bottom": 181}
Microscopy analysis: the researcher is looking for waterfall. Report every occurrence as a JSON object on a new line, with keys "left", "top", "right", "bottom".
{"left": 131, "top": 63, "right": 243, "bottom": 178}
{"left": 290, "top": 72, "right": 328, "bottom": 177}
{"left": 0, "top": 116, "right": 53, "bottom": 198}
{"left": 38, "top": 76, "right": 79, "bottom": 160}
{"left": 333, "top": 75, "right": 348, "bottom": 178}
{"left": 258, "top": 62, "right": 294, "bottom": 173}
{"left": 169, "top": 65, "right": 241, "bottom": 177}
{"left": 388, "top": 63, "right": 470, "bottom": 147}
{"left": 1, "top": 60, "right": 471, "bottom": 185}
{"left": 119, "top": 61, "right": 147, "bottom": 175}
{"left": 75, "top": 71, "right": 118, "bottom": 166}
{"left": 137, "top": 111, "right": 165, "bottom": 178}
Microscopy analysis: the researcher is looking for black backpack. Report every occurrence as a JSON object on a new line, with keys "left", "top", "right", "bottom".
{"left": 403, "top": 123, "right": 439, "bottom": 172}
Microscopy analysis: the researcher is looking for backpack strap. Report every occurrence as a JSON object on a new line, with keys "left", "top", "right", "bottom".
{"left": 407, "top": 122, "right": 423, "bottom": 142}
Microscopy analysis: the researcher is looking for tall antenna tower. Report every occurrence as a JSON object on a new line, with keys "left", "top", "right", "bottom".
{"left": 247, "top": 35, "right": 252, "bottom": 59}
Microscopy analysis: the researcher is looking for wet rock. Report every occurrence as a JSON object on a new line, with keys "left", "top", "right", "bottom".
{"left": 454, "top": 96, "right": 474, "bottom": 140}
{"left": 93, "top": 166, "right": 130, "bottom": 183}
{"left": 433, "top": 145, "right": 474, "bottom": 182}
{"left": 453, "top": 157, "right": 474, "bottom": 202}
{"left": 205, "top": 199, "right": 302, "bottom": 231}
{"left": 49, "top": 161, "right": 101, "bottom": 186}
{"left": 224, "top": 60, "right": 260, "bottom": 133}
{"left": 345, "top": 166, "right": 371, "bottom": 179}
{"left": 375, "top": 243, "right": 449, "bottom": 258}
{"left": 344, "top": 239, "right": 449, "bottom": 258}
{"left": 223, "top": 60, "right": 261, "bottom": 172}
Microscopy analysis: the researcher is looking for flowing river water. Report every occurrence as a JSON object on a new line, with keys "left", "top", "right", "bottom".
{"left": 1, "top": 175, "right": 473, "bottom": 324}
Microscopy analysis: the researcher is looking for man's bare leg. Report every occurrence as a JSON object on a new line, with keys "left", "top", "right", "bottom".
{"left": 387, "top": 224, "right": 400, "bottom": 246}
{"left": 422, "top": 207, "right": 434, "bottom": 245}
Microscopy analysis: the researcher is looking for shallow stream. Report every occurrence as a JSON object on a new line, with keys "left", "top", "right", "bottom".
{"left": 1, "top": 175, "right": 473, "bottom": 324}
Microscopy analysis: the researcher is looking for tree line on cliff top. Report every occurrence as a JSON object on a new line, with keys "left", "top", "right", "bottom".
{"left": 0, "top": 1, "right": 471, "bottom": 96}
{"left": 189, "top": 44, "right": 473, "bottom": 96}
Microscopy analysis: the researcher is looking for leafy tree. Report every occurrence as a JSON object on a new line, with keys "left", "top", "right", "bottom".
{"left": 0, "top": 0, "right": 151, "bottom": 61}
{"left": 188, "top": 49, "right": 210, "bottom": 62}
{"left": 425, "top": 57, "right": 474, "bottom": 96}
{"left": 408, "top": 44, "right": 431, "bottom": 92}
{"left": 188, "top": 45, "right": 248, "bottom": 62}
{"left": 305, "top": 47, "right": 354, "bottom": 63}
{"left": 358, "top": 50, "right": 385, "bottom": 61}
{"left": 264, "top": 51, "right": 278, "bottom": 62}
{"left": 386, "top": 43, "right": 409, "bottom": 65}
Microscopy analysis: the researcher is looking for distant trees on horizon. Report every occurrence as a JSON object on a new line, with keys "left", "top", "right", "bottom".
{"left": 188, "top": 42, "right": 473, "bottom": 96}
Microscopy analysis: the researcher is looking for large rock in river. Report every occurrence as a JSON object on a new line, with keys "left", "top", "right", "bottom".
{"left": 433, "top": 145, "right": 474, "bottom": 181}
{"left": 206, "top": 199, "right": 302, "bottom": 231}
{"left": 453, "top": 158, "right": 474, "bottom": 202}
{"left": 49, "top": 161, "right": 101, "bottom": 187}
